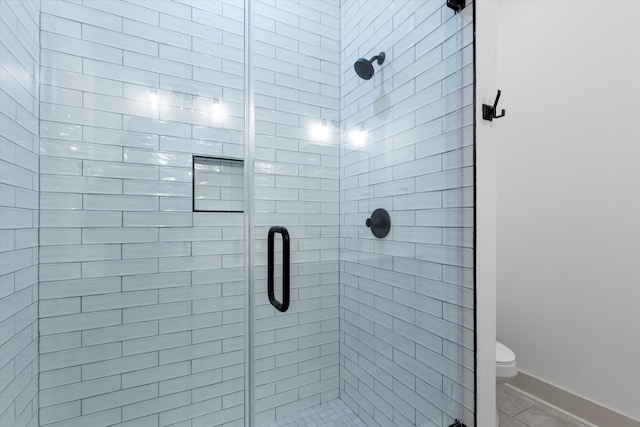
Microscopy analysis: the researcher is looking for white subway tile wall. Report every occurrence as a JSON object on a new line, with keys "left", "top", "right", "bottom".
{"left": 0, "top": 0, "right": 476, "bottom": 425}
{"left": 339, "top": 1, "right": 474, "bottom": 426}
{"left": 0, "top": 0, "right": 40, "bottom": 426}
{"left": 38, "top": 1, "right": 246, "bottom": 426}
{"left": 253, "top": 0, "right": 341, "bottom": 424}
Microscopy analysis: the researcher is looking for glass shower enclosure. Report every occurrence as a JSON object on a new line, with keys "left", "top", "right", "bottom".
{"left": 0, "top": 0, "right": 475, "bottom": 426}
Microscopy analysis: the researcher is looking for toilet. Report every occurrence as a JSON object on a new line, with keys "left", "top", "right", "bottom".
{"left": 496, "top": 341, "right": 517, "bottom": 426}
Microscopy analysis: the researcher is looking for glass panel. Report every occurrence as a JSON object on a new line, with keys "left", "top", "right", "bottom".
{"left": 251, "top": 0, "right": 475, "bottom": 426}
{"left": 251, "top": 0, "right": 341, "bottom": 424}
{"left": 35, "top": 1, "right": 246, "bottom": 425}
{"left": 338, "top": 1, "right": 475, "bottom": 425}
{"left": 1, "top": 0, "right": 474, "bottom": 425}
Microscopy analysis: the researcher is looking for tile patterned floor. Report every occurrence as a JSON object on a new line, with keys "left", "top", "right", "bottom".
{"left": 262, "top": 386, "right": 590, "bottom": 427}
{"left": 261, "top": 399, "right": 365, "bottom": 427}
{"left": 498, "top": 384, "right": 591, "bottom": 427}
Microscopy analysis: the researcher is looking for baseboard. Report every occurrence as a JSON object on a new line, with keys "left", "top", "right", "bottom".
{"left": 509, "top": 372, "right": 640, "bottom": 427}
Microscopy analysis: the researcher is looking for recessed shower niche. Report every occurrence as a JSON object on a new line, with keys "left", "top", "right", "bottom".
{"left": 193, "top": 155, "right": 245, "bottom": 212}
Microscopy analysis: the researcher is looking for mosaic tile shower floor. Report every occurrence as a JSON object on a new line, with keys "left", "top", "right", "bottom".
{"left": 261, "top": 399, "right": 365, "bottom": 427}
{"left": 261, "top": 387, "right": 592, "bottom": 427}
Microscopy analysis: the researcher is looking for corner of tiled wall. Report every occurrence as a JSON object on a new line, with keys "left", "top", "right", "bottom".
{"left": 0, "top": 1, "right": 41, "bottom": 426}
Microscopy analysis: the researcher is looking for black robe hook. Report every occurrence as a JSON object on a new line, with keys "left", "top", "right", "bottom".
{"left": 482, "top": 90, "right": 506, "bottom": 121}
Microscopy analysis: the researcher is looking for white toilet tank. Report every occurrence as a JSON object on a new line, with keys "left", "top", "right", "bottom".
{"left": 496, "top": 341, "right": 517, "bottom": 380}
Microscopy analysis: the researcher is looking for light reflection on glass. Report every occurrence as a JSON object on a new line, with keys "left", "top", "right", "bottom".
{"left": 311, "top": 119, "right": 330, "bottom": 141}
{"left": 156, "top": 152, "right": 170, "bottom": 166}
{"left": 350, "top": 128, "right": 367, "bottom": 147}
{"left": 211, "top": 101, "right": 223, "bottom": 126}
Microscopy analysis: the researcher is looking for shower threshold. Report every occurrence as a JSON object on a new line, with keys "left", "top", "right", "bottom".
{"left": 260, "top": 399, "right": 365, "bottom": 427}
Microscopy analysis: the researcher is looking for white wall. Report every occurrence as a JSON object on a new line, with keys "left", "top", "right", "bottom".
{"left": 496, "top": 0, "right": 640, "bottom": 421}
{"left": 474, "top": 1, "right": 498, "bottom": 426}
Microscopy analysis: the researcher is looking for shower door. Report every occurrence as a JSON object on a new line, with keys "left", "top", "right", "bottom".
{"left": 249, "top": 2, "right": 342, "bottom": 425}
{"left": 2, "top": 0, "right": 474, "bottom": 425}
{"left": 338, "top": 1, "right": 476, "bottom": 423}
{"left": 248, "top": 0, "right": 475, "bottom": 426}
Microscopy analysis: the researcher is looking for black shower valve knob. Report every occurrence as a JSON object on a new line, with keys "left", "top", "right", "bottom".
{"left": 366, "top": 208, "right": 390, "bottom": 238}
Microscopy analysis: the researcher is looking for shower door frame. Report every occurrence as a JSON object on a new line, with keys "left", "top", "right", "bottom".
{"left": 243, "top": 1, "right": 256, "bottom": 426}
{"left": 240, "top": 0, "right": 483, "bottom": 425}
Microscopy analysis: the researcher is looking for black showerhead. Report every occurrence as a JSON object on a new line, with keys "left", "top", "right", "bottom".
{"left": 354, "top": 52, "right": 385, "bottom": 80}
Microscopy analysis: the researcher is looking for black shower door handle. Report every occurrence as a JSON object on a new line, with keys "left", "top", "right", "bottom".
{"left": 268, "top": 226, "right": 290, "bottom": 312}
